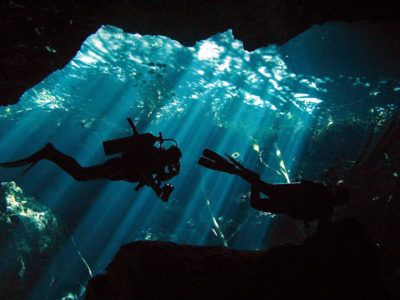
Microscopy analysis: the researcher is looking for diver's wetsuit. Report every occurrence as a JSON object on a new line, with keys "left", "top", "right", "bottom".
{"left": 1, "top": 137, "right": 180, "bottom": 201}
{"left": 250, "top": 180, "right": 337, "bottom": 228}
{"left": 40, "top": 143, "right": 163, "bottom": 182}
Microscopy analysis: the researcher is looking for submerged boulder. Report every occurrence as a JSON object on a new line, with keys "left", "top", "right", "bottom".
{"left": 85, "top": 219, "right": 389, "bottom": 299}
{"left": 0, "top": 181, "right": 64, "bottom": 299}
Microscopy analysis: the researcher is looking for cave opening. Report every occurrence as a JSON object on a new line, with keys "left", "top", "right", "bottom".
{"left": 0, "top": 22, "right": 399, "bottom": 298}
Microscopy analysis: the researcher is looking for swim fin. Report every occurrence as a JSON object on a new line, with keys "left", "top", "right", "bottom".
{"left": 0, "top": 157, "right": 39, "bottom": 177}
{"left": 0, "top": 158, "right": 34, "bottom": 168}
{"left": 198, "top": 157, "right": 234, "bottom": 174}
{"left": 224, "top": 153, "right": 260, "bottom": 182}
{"left": 224, "top": 153, "right": 246, "bottom": 170}
{"left": 0, "top": 143, "right": 53, "bottom": 173}
{"left": 198, "top": 149, "right": 238, "bottom": 174}
{"left": 200, "top": 148, "right": 260, "bottom": 182}
{"left": 202, "top": 149, "right": 249, "bottom": 173}
{"left": 202, "top": 148, "right": 227, "bottom": 164}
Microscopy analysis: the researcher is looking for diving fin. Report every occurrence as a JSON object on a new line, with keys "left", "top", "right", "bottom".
{"left": 0, "top": 158, "right": 38, "bottom": 177}
{"left": 0, "top": 158, "right": 34, "bottom": 168}
{"left": 202, "top": 149, "right": 227, "bottom": 164}
{"left": 225, "top": 153, "right": 259, "bottom": 182}
{"left": 200, "top": 148, "right": 260, "bottom": 182}
{"left": 0, "top": 157, "right": 39, "bottom": 178}
{"left": 224, "top": 153, "right": 246, "bottom": 170}
{"left": 0, "top": 143, "right": 52, "bottom": 171}
{"left": 201, "top": 149, "right": 239, "bottom": 173}
{"left": 199, "top": 157, "right": 230, "bottom": 173}
{"left": 203, "top": 149, "right": 246, "bottom": 172}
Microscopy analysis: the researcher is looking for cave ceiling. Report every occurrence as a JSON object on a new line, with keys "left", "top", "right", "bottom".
{"left": 1, "top": 0, "right": 399, "bottom": 105}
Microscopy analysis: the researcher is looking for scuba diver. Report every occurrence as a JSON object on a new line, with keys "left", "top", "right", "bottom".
{"left": 199, "top": 149, "right": 349, "bottom": 230}
{"left": 0, "top": 118, "right": 181, "bottom": 202}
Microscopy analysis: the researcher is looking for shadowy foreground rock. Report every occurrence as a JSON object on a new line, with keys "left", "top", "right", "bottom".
{"left": 85, "top": 219, "right": 390, "bottom": 299}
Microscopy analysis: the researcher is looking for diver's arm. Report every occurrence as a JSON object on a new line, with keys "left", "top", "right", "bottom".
{"left": 140, "top": 172, "right": 174, "bottom": 202}
{"left": 167, "top": 161, "right": 180, "bottom": 176}
{"left": 174, "top": 161, "right": 181, "bottom": 174}
{"left": 156, "top": 162, "right": 180, "bottom": 182}
{"left": 140, "top": 173, "right": 162, "bottom": 196}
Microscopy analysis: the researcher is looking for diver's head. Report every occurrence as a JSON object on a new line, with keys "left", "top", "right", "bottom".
{"left": 165, "top": 145, "right": 182, "bottom": 164}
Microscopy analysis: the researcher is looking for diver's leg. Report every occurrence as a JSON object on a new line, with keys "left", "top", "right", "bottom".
{"left": 250, "top": 185, "right": 285, "bottom": 213}
{"left": 140, "top": 173, "right": 162, "bottom": 195}
{"left": 0, "top": 143, "right": 91, "bottom": 180}
{"left": 44, "top": 145, "right": 119, "bottom": 181}
{"left": 42, "top": 145, "right": 92, "bottom": 180}
{"left": 1, "top": 143, "right": 120, "bottom": 181}
{"left": 254, "top": 180, "right": 276, "bottom": 195}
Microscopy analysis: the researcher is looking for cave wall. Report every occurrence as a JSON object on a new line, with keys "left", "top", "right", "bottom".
{"left": 1, "top": 0, "right": 399, "bottom": 105}
{"left": 84, "top": 220, "right": 389, "bottom": 299}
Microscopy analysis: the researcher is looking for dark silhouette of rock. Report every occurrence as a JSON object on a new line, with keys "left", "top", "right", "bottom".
{"left": 2, "top": 0, "right": 400, "bottom": 105}
{"left": 85, "top": 219, "right": 390, "bottom": 299}
{"left": 342, "top": 113, "right": 400, "bottom": 299}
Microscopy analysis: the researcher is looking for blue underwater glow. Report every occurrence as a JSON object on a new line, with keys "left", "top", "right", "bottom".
{"left": 1, "top": 23, "right": 399, "bottom": 298}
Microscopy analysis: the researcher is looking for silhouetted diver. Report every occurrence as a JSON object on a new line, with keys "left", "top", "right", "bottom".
{"left": 0, "top": 118, "right": 181, "bottom": 202}
{"left": 199, "top": 149, "right": 349, "bottom": 229}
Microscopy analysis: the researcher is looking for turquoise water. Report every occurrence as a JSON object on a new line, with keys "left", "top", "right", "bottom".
{"left": 0, "top": 23, "right": 399, "bottom": 298}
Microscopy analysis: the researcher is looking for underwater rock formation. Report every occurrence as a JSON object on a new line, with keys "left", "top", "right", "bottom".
{"left": 2, "top": 0, "right": 400, "bottom": 105}
{"left": 343, "top": 113, "right": 400, "bottom": 295}
{"left": 85, "top": 219, "right": 389, "bottom": 299}
{"left": 0, "top": 181, "right": 63, "bottom": 299}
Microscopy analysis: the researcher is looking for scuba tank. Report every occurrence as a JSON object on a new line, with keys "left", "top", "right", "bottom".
{"left": 103, "top": 134, "right": 157, "bottom": 156}
{"left": 102, "top": 117, "right": 178, "bottom": 155}
{"left": 103, "top": 117, "right": 157, "bottom": 156}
